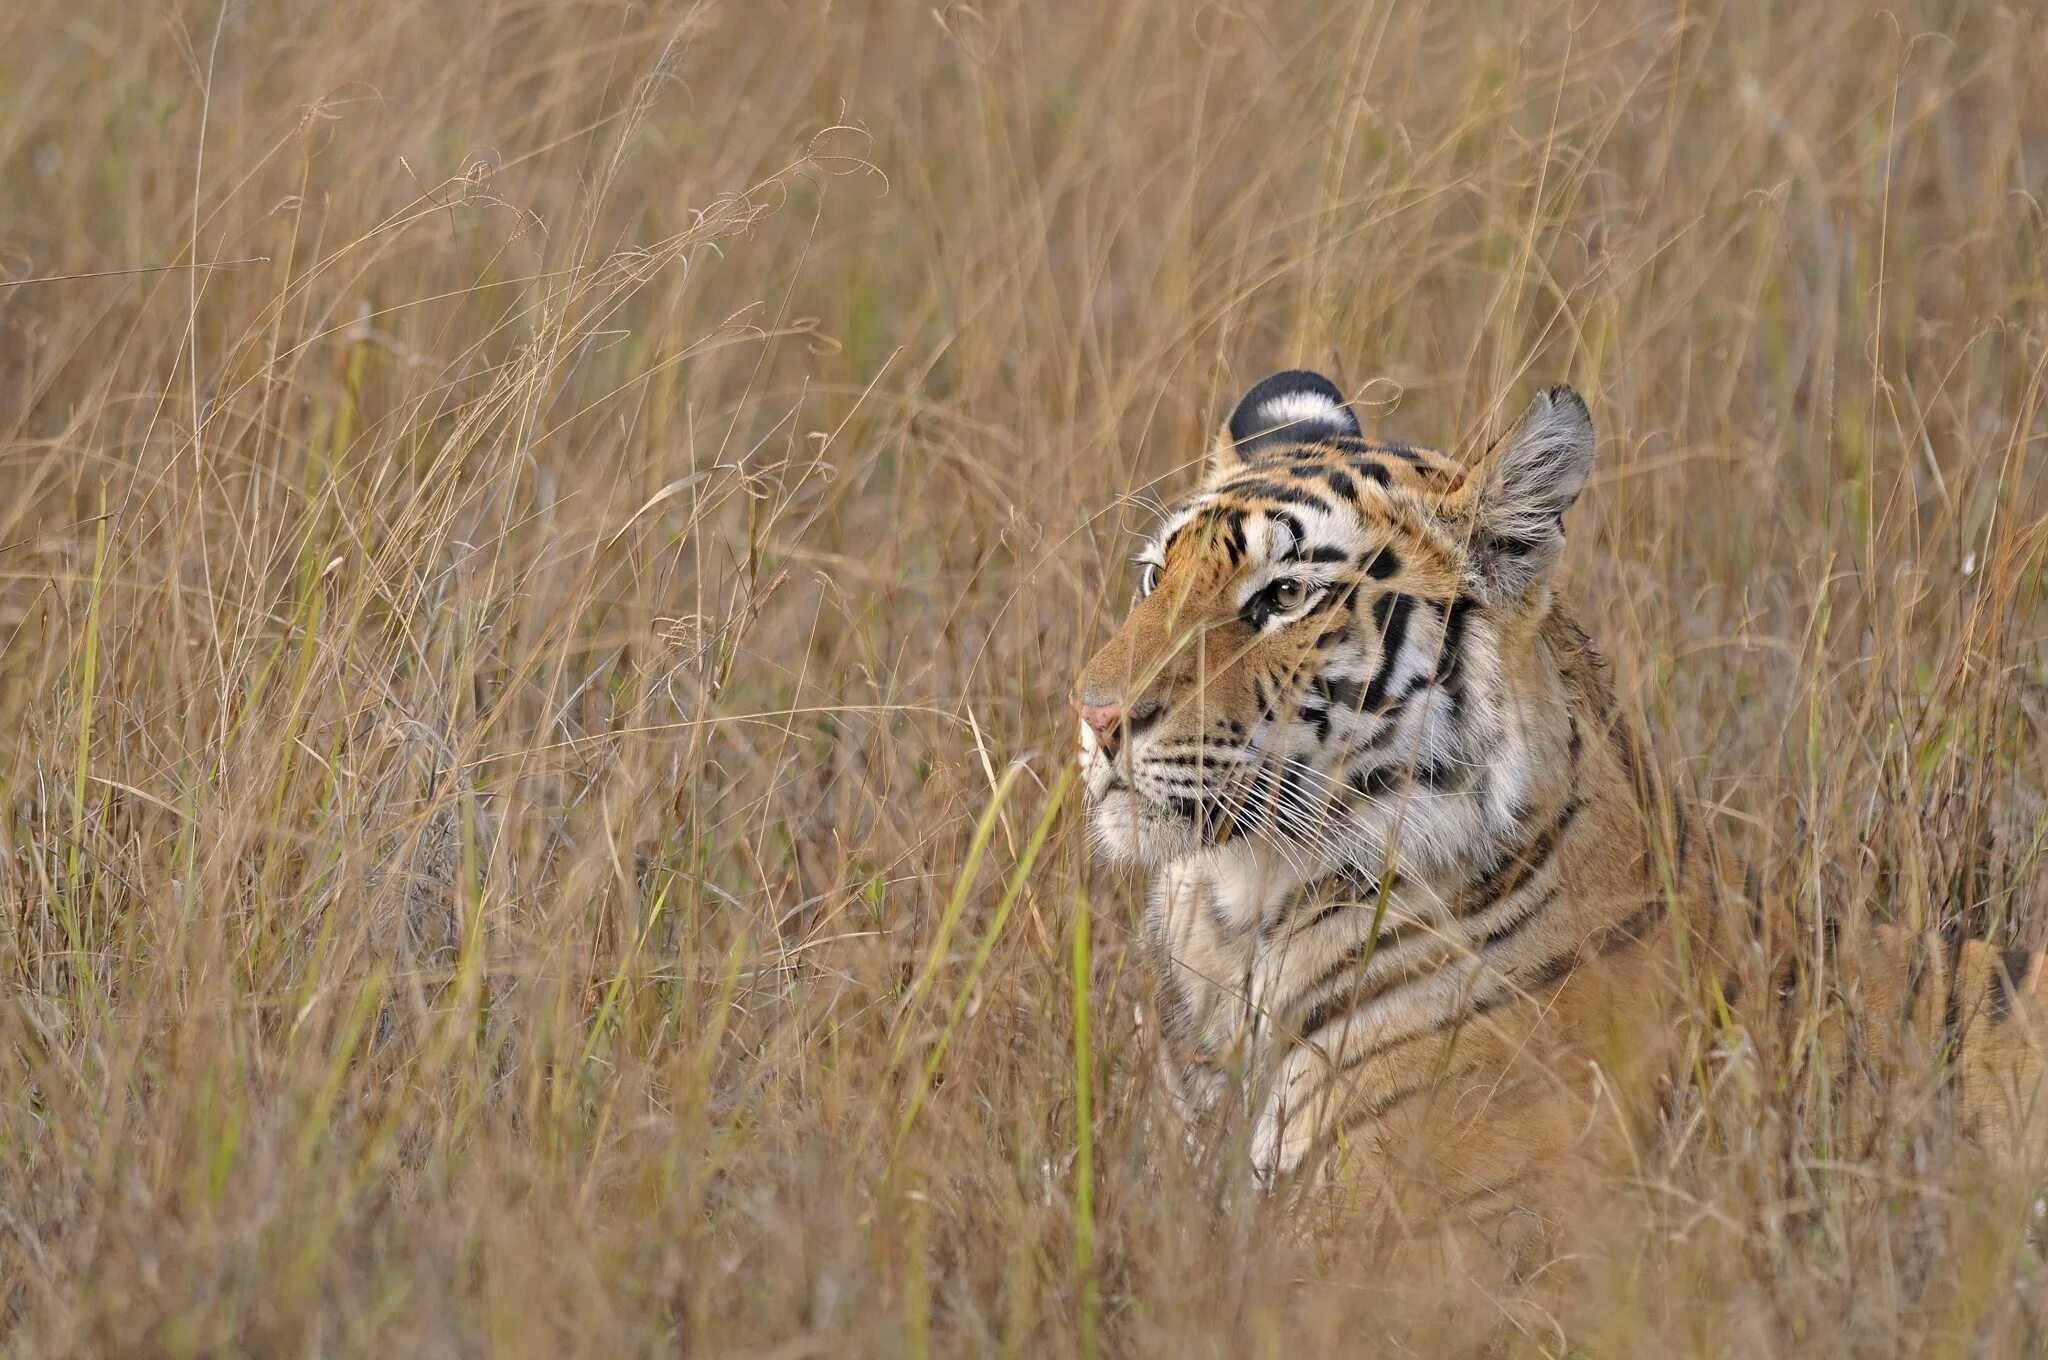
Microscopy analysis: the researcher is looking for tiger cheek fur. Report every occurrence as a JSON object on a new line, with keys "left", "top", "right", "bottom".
{"left": 1076, "top": 369, "right": 2048, "bottom": 1241}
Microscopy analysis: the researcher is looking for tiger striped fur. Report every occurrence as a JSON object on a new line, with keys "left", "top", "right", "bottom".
{"left": 1076, "top": 370, "right": 2048, "bottom": 1227}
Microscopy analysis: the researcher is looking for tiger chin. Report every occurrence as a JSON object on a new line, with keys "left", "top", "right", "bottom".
{"left": 1075, "top": 368, "right": 2048, "bottom": 1242}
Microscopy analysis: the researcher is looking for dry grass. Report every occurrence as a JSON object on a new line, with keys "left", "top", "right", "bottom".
{"left": 3, "top": 0, "right": 2048, "bottom": 1354}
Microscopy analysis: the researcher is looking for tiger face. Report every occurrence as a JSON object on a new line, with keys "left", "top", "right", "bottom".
{"left": 1075, "top": 371, "right": 1595, "bottom": 882}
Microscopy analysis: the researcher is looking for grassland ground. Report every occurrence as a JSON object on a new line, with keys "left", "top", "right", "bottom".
{"left": 4, "top": 0, "right": 2048, "bottom": 1354}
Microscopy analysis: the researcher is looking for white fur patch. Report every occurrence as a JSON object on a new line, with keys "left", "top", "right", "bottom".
{"left": 1256, "top": 391, "right": 1346, "bottom": 430}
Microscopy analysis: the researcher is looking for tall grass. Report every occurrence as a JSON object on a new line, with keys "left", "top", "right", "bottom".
{"left": 2, "top": 0, "right": 2046, "bottom": 1353}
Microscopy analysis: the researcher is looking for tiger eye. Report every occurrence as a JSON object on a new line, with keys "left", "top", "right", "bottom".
{"left": 1271, "top": 578, "right": 1308, "bottom": 611}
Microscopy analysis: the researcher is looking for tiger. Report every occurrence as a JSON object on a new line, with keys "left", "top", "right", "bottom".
{"left": 1075, "top": 368, "right": 2048, "bottom": 1236}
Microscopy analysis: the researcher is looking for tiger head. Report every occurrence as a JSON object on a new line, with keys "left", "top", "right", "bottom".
{"left": 1075, "top": 370, "right": 1596, "bottom": 880}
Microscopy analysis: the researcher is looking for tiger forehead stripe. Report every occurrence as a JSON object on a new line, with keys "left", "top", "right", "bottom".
{"left": 1154, "top": 495, "right": 1444, "bottom": 584}
{"left": 1217, "top": 444, "right": 1456, "bottom": 508}
{"left": 1161, "top": 499, "right": 1323, "bottom": 561}
{"left": 1218, "top": 476, "right": 1338, "bottom": 510}
{"left": 1159, "top": 504, "right": 1250, "bottom": 565}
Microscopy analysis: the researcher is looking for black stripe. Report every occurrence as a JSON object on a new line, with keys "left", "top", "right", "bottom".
{"left": 1483, "top": 533, "right": 1543, "bottom": 557}
{"left": 1992, "top": 947, "right": 2033, "bottom": 1023}
{"left": 1367, "top": 939, "right": 1584, "bottom": 1054}
{"left": 1435, "top": 597, "right": 1475, "bottom": 691}
{"left": 1591, "top": 897, "right": 1669, "bottom": 958}
{"left": 1219, "top": 507, "right": 1248, "bottom": 564}
{"left": 1266, "top": 884, "right": 1381, "bottom": 944}
{"left": 1360, "top": 595, "right": 1414, "bottom": 711}
{"left": 1319, "top": 675, "right": 1364, "bottom": 712}
{"left": 1466, "top": 948, "right": 1581, "bottom": 1023}
{"left": 1303, "top": 880, "right": 1571, "bottom": 1055}
{"left": 1333, "top": 945, "right": 1557, "bottom": 1077}
{"left": 1415, "top": 757, "right": 1466, "bottom": 791}
{"left": 1294, "top": 953, "right": 1418, "bottom": 1046}
{"left": 1303, "top": 702, "right": 1332, "bottom": 743}
{"left": 1478, "top": 886, "right": 1560, "bottom": 950}
{"left": 1350, "top": 764, "right": 1402, "bottom": 799}
{"left": 1610, "top": 720, "right": 1641, "bottom": 791}
{"left": 1363, "top": 546, "right": 1400, "bottom": 579}
{"left": 1225, "top": 479, "right": 1330, "bottom": 509}
{"left": 1329, "top": 861, "right": 1383, "bottom": 894}
{"left": 1290, "top": 916, "right": 1422, "bottom": 1003}
{"left": 1771, "top": 955, "right": 1799, "bottom": 1008}
{"left": 1459, "top": 796, "right": 1582, "bottom": 915}
{"left": 1467, "top": 897, "right": 1671, "bottom": 1025}
{"left": 1942, "top": 924, "right": 1969, "bottom": 1052}
{"left": 1302, "top": 581, "right": 1359, "bottom": 621}
{"left": 1515, "top": 942, "right": 1585, "bottom": 994}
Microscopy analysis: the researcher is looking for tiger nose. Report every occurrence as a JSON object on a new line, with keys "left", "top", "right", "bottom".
{"left": 1079, "top": 698, "right": 1162, "bottom": 759}
{"left": 1080, "top": 703, "right": 1124, "bottom": 758}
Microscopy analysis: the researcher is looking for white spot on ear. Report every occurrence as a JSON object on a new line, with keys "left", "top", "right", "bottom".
{"left": 1256, "top": 390, "right": 1347, "bottom": 432}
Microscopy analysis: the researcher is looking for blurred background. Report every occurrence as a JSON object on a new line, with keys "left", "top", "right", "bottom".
{"left": 3, "top": 0, "right": 2047, "bottom": 1354}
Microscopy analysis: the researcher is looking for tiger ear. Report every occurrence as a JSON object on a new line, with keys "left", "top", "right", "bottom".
{"left": 1457, "top": 384, "right": 1594, "bottom": 599}
{"left": 1208, "top": 370, "right": 1362, "bottom": 482}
